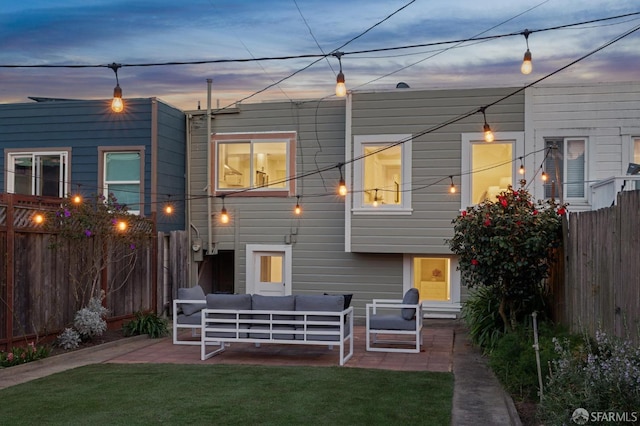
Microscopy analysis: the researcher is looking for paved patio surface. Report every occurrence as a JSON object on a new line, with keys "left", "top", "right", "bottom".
{"left": 106, "top": 322, "right": 454, "bottom": 371}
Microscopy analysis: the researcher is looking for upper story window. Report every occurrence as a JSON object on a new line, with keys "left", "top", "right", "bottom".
{"left": 213, "top": 132, "right": 296, "bottom": 196}
{"left": 471, "top": 141, "right": 513, "bottom": 204}
{"left": 353, "top": 134, "right": 412, "bottom": 213}
{"left": 6, "top": 150, "right": 69, "bottom": 197}
{"left": 461, "top": 132, "right": 523, "bottom": 209}
{"left": 102, "top": 150, "right": 143, "bottom": 214}
{"left": 544, "top": 138, "right": 587, "bottom": 200}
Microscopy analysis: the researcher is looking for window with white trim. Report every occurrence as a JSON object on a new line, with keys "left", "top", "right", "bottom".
{"left": 103, "top": 151, "right": 142, "bottom": 213}
{"left": 214, "top": 132, "right": 295, "bottom": 195}
{"left": 7, "top": 151, "right": 69, "bottom": 197}
{"left": 634, "top": 137, "right": 640, "bottom": 164}
{"left": 353, "top": 134, "right": 412, "bottom": 212}
{"left": 544, "top": 138, "right": 586, "bottom": 200}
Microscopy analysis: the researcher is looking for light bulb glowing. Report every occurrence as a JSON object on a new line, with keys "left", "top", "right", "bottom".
{"left": 294, "top": 204, "right": 301, "bottom": 215}
{"left": 483, "top": 123, "right": 494, "bottom": 143}
{"left": 541, "top": 171, "right": 548, "bottom": 182}
{"left": 33, "top": 213, "right": 44, "bottom": 224}
{"left": 73, "top": 195, "right": 82, "bottom": 204}
{"left": 338, "top": 178, "right": 347, "bottom": 196}
{"left": 521, "top": 50, "right": 532, "bottom": 75}
{"left": 519, "top": 164, "right": 525, "bottom": 175}
{"left": 450, "top": 183, "right": 456, "bottom": 194}
{"left": 373, "top": 198, "right": 378, "bottom": 207}
{"left": 164, "top": 204, "right": 173, "bottom": 215}
{"left": 117, "top": 220, "right": 127, "bottom": 231}
{"left": 220, "top": 207, "right": 229, "bottom": 224}
{"left": 336, "top": 72, "right": 346, "bottom": 97}
{"left": 111, "top": 84, "right": 124, "bottom": 113}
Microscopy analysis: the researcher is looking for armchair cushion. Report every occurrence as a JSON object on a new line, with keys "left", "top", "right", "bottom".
{"left": 401, "top": 288, "right": 419, "bottom": 320}
{"left": 369, "top": 314, "right": 417, "bottom": 331}
{"left": 177, "top": 285, "right": 206, "bottom": 316}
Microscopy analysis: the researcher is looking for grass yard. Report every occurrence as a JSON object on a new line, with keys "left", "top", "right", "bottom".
{"left": 0, "top": 363, "right": 452, "bottom": 425}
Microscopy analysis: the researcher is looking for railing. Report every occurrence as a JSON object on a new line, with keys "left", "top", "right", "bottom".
{"left": 590, "top": 175, "right": 640, "bottom": 210}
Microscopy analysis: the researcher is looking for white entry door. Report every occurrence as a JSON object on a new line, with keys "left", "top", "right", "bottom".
{"left": 246, "top": 244, "right": 292, "bottom": 296}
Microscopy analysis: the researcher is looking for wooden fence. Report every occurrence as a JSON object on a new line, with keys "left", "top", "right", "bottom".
{"left": 0, "top": 194, "right": 157, "bottom": 349}
{"left": 557, "top": 190, "right": 640, "bottom": 345}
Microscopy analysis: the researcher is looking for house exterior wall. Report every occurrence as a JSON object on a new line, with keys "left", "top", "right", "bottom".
{"left": 525, "top": 82, "right": 640, "bottom": 210}
{"left": 348, "top": 87, "right": 525, "bottom": 253}
{"left": 187, "top": 100, "right": 407, "bottom": 317}
{"left": 0, "top": 97, "right": 185, "bottom": 232}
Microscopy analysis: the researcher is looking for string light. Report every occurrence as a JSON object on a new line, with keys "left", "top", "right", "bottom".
{"left": 541, "top": 170, "right": 548, "bottom": 182}
{"left": 294, "top": 195, "right": 302, "bottom": 215}
{"left": 337, "top": 164, "right": 347, "bottom": 196}
{"left": 33, "top": 213, "right": 44, "bottom": 224}
{"left": 73, "top": 194, "right": 82, "bottom": 204}
{"left": 519, "top": 157, "right": 525, "bottom": 175}
{"left": 164, "top": 195, "right": 174, "bottom": 215}
{"left": 521, "top": 29, "right": 533, "bottom": 75}
{"left": 372, "top": 189, "right": 379, "bottom": 207}
{"left": 220, "top": 196, "right": 229, "bottom": 224}
{"left": 449, "top": 176, "right": 456, "bottom": 194}
{"left": 116, "top": 220, "right": 128, "bottom": 231}
{"left": 108, "top": 63, "right": 124, "bottom": 113}
{"left": 480, "top": 107, "right": 494, "bottom": 143}
{"left": 333, "top": 52, "right": 346, "bottom": 97}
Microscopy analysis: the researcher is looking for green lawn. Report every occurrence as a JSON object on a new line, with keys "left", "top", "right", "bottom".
{"left": 0, "top": 364, "right": 452, "bottom": 425}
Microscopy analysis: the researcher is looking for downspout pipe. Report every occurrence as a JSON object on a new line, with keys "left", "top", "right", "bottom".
{"left": 206, "top": 79, "right": 214, "bottom": 254}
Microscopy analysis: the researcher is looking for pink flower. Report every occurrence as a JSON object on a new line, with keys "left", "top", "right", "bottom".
{"left": 483, "top": 219, "right": 491, "bottom": 226}
{"left": 533, "top": 210, "right": 538, "bottom": 215}
{"left": 471, "top": 259, "right": 479, "bottom": 266}
{"left": 7, "top": 353, "right": 14, "bottom": 362}
{"left": 557, "top": 207, "right": 566, "bottom": 215}
{"left": 461, "top": 210, "right": 467, "bottom": 217}
{"left": 500, "top": 199, "right": 508, "bottom": 207}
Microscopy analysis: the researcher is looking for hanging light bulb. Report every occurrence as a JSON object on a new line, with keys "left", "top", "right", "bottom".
{"left": 449, "top": 176, "right": 456, "bottom": 194}
{"left": 108, "top": 63, "right": 124, "bottom": 113}
{"left": 164, "top": 204, "right": 173, "bottom": 215}
{"left": 219, "top": 196, "right": 229, "bottom": 224}
{"left": 480, "top": 107, "right": 494, "bottom": 143}
{"left": 520, "top": 30, "right": 533, "bottom": 75}
{"left": 117, "top": 220, "right": 128, "bottom": 231}
{"left": 519, "top": 157, "right": 525, "bottom": 175}
{"left": 334, "top": 52, "right": 346, "bottom": 97}
{"left": 541, "top": 171, "right": 548, "bottom": 182}
{"left": 294, "top": 196, "right": 302, "bottom": 215}
{"left": 33, "top": 213, "right": 44, "bottom": 225}
{"left": 73, "top": 194, "right": 82, "bottom": 204}
{"left": 337, "top": 164, "right": 347, "bottom": 196}
{"left": 372, "top": 189, "right": 379, "bottom": 207}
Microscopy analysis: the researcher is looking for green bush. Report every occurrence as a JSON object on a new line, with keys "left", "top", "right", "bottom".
{"left": 461, "top": 286, "right": 504, "bottom": 352}
{"left": 488, "top": 322, "right": 575, "bottom": 401}
{"left": 123, "top": 311, "right": 168, "bottom": 338}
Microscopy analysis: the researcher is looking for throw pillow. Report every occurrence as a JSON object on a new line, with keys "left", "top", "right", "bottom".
{"left": 177, "top": 285, "right": 206, "bottom": 316}
{"left": 401, "top": 288, "right": 419, "bottom": 320}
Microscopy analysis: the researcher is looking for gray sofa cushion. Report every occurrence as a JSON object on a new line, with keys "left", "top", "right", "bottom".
{"left": 370, "top": 314, "right": 417, "bottom": 331}
{"left": 250, "top": 295, "right": 296, "bottom": 339}
{"left": 294, "top": 295, "right": 345, "bottom": 341}
{"left": 401, "top": 288, "right": 420, "bottom": 320}
{"left": 176, "top": 312, "right": 202, "bottom": 325}
{"left": 324, "top": 293, "right": 353, "bottom": 310}
{"left": 204, "top": 294, "right": 252, "bottom": 338}
{"left": 177, "top": 285, "right": 206, "bottom": 316}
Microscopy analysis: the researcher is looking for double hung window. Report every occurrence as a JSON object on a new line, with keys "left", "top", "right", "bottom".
{"left": 544, "top": 138, "right": 586, "bottom": 200}
{"left": 103, "top": 151, "right": 142, "bottom": 213}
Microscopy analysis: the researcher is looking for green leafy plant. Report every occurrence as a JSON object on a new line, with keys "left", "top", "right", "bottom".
{"left": 461, "top": 286, "right": 504, "bottom": 352}
{"left": 0, "top": 342, "right": 50, "bottom": 368}
{"left": 448, "top": 186, "right": 565, "bottom": 331}
{"left": 123, "top": 311, "right": 169, "bottom": 338}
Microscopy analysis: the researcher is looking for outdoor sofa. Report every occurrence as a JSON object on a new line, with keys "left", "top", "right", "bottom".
{"left": 173, "top": 287, "right": 354, "bottom": 366}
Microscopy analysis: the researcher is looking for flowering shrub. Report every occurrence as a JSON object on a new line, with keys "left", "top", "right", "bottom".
{"left": 56, "top": 328, "right": 82, "bottom": 350}
{"left": 0, "top": 342, "right": 50, "bottom": 368}
{"left": 448, "top": 187, "right": 565, "bottom": 330}
{"left": 538, "top": 331, "right": 640, "bottom": 424}
{"left": 45, "top": 193, "right": 154, "bottom": 308}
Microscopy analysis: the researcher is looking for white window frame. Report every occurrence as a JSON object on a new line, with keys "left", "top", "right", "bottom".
{"left": 544, "top": 137, "right": 588, "bottom": 202}
{"left": 101, "top": 149, "right": 143, "bottom": 215}
{"left": 353, "top": 134, "right": 412, "bottom": 214}
{"left": 461, "top": 132, "right": 524, "bottom": 210}
{"left": 6, "top": 150, "right": 69, "bottom": 197}
{"left": 403, "top": 254, "right": 461, "bottom": 317}
{"left": 213, "top": 132, "right": 296, "bottom": 196}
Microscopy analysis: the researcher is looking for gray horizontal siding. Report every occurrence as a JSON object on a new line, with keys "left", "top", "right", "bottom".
{"left": 349, "top": 87, "right": 524, "bottom": 253}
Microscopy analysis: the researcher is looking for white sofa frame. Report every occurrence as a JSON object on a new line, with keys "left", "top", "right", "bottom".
{"left": 201, "top": 307, "right": 354, "bottom": 366}
{"left": 172, "top": 298, "right": 206, "bottom": 346}
{"left": 365, "top": 299, "right": 423, "bottom": 353}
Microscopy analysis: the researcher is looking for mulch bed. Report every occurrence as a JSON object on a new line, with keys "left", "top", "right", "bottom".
{"left": 48, "top": 329, "right": 127, "bottom": 357}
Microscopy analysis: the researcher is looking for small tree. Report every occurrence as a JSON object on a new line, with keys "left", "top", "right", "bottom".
{"left": 448, "top": 186, "right": 565, "bottom": 331}
{"left": 45, "top": 193, "right": 154, "bottom": 308}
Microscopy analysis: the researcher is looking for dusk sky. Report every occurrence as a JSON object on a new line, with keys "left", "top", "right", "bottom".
{"left": 1, "top": 0, "right": 639, "bottom": 111}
